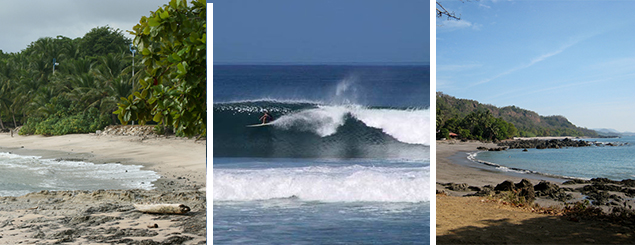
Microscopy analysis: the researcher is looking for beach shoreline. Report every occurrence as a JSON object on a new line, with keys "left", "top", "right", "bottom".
{"left": 0, "top": 132, "right": 207, "bottom": 244}
{"left": 436, "top": 139, "right": 635, "bottom": 244}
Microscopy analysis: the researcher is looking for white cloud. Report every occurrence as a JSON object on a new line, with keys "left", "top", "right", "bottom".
{"left": 437, "top": 63, "right": 482, "bottom": 72}
{"left": 438, "top": 19, "right": 474, "bottom": 29}
{"left": 479, "top": 3, "right": 491, "bottom": 9}
{"left": 471, "top": 36, "right": 591, "bottom": 87}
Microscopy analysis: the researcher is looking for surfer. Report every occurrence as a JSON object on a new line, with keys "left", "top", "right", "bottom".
{"left": 259, "top": 110, "right": 272, "bottom": 124}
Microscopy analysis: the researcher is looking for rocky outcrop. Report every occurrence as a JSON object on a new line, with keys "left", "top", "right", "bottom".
{"left": 490, "top": 179, "right": 535, "bottom": 203}
{"left": 494, "top": 180, "right": 515, "bottom": 191}
{"left": 477, "top": 146, "right": 509, "bottom": 151}
{"left": 534, "top": 181, "right": 573, "bottom": 202}
{"left": 498, "top": 138, "right": 592, "bottom": 149}
{"left": 98, "top": 125, "right": 157, "bottom": 137}
{"left": 468, "top": 185, "right": 495, "bottom": 197}
{"left": 562, "top": 178, "right": 635, "bottom": 205}
{"left": 439, "top": 183, "right": 476, "bottom": 192}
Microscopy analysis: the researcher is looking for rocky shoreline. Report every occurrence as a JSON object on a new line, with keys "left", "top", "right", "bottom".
{"left": 0, "top": 132, "right": 207, "bottom": 244}
{"left": 0, "top": 187, "right": 206, "bottom": 244}
{"left": 494, "top": 138, "right": 628, "bottom": 150}
{"left": 498, "top": 138, "right": 592, "bottom": 149}
{"left": 438, "top": 177, "right": 635, "bottom": 215}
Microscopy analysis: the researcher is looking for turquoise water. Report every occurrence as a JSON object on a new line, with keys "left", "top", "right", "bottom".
{"left": 474, "top": 136, "right": 635, "bottom": 180}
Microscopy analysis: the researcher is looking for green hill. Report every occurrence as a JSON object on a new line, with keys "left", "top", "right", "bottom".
{"left": 437, "top": 92, "right": 598, "bottom": 138}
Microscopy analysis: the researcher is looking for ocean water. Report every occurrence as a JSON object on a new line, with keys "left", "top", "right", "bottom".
{"left": 213, "top": 65, "right": 430, "bottom": 244}
{"left": 474, "top": 137, "right": 635, "bottom": 181}
{"left": 0, "top": 152, "right": 161, "bottom": 197}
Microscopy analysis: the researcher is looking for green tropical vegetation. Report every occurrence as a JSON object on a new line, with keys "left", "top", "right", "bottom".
{"left": 0, "top": 0, "right": 206, "bottom": 138}
{"left": 115, "top": 0, "right": 206, "bottom": 138}
{"left": 0, "top": 26, "right": 133, "bottom": 136}
{"left": 437, "top": 92, "right": 598, "bottom": 140}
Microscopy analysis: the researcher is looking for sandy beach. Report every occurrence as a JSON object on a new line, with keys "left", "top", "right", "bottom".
{"left": 437, "top": 139, "right": 635, "bottom": 244}
{"left": 0, "top": 131, "right": 206, "bottom": 244}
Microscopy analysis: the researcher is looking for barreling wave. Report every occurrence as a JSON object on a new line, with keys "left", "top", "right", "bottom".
{"left": 213, "top": 165, "right": 430, "bottom": 203}
{"left": 213, "top": 100, "right": 430, "bottom": 159}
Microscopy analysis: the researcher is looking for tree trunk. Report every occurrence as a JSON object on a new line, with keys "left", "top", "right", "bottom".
{"left": 133, "top": 204, "right": 190, "bottom": 214}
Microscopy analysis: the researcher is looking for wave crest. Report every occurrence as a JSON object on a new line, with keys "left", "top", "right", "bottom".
{"left": 272, "top": 105, "right": 430, "bottom": 145}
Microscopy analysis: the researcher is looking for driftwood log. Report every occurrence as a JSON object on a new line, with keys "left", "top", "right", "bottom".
{"left": 133, "top": 204, "right": 191, "bottom": 214}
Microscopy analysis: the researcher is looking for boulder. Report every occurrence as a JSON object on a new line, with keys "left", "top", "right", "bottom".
{"left": 515, "top": 179, "right": 535, "bottom": 203}
{"left": 534, "top": 181, "right": 560, "bottom": 196}
{"left": 534, "top": 181, "right": 572, "bottom": 202}
{"left": 467, "top": 186, "right": 495, "bottom": 197}
{"left": 494, "top": 180, "right": 515, "bottom": 191}
{"left": 447, "top": 183, "right": 470, "bottom": 192}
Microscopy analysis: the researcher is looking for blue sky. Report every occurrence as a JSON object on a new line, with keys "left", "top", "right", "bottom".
{"left": 436, "top": 0, "right": 635, "bottom": 132}
{"left": 212, "top": 0, "right": 429, "bottom": 64}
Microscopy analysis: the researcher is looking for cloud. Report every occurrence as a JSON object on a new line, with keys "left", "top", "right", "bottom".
{"left": 437, "top": 63, "right": 482, "bottom": 72}
{"left": 437, "top": 19, "right": 481, "bottom": 31}
{"left": 479, "top": 3, "right": 491, "bottom": 9}
{"left": 470, "top": 37, "right": 588, "bottom": 87}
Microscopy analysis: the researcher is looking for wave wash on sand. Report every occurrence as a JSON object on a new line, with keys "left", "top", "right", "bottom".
{"left": 0, "top": 131, "right": 207, "bottom": 244}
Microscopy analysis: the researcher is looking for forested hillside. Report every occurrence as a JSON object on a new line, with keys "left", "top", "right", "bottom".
{"left": 437, "top": 92, "right": 598, "bottom": 139}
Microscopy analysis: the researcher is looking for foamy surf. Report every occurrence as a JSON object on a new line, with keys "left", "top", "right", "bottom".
{"left": 0, "top": 152, "right": 160, "bottom": 196}
{"left": 214, "top": 165, "right": 430, "bottom": 203}
{"left": 272, "top": 105, "right": 430, "bottom": 145}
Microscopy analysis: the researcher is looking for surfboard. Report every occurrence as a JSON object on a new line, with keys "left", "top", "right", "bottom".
{"left": 246, "top": 122, "right": 273, "bottom": 127}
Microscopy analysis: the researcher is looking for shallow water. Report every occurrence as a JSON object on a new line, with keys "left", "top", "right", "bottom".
{"left": 474, "top": 136, "right": 635, "bottom": 180}
{"left": 0, "top": 152, "right": 160, "bottom": 196}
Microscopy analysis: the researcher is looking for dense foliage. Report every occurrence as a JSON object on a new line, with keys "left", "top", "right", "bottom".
{"left": 437, "top": 92, "right": 598, "bottom": 139}
{"left": 1, "top": 0, "right": 206, "bottom": 138}
{"left": 115, "top": 0, "right": 206, "bottom": 138}
{"left": 437, "top": 108, "right": 517, "bottom": 141}
{"left": 0, "top": 26, "right": 138, "bottom": 135}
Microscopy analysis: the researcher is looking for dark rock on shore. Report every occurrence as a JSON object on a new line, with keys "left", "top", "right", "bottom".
{"left": 515, "top": 179, "right": 536, "bottom": 202}
{"left": 477, "top": 146, "right": 509, "bottom": 151}
{"left": 473, "top": 179, "right": 537, "bottom": 203}
{"left": 440, "top": 183, "right": 470, "bottom": 192}
{"left": 467, "top": 185, "right": 495, "bottom": 197}
{"left": 534, "top": 181, "right": 573, "bottom": 202}
{"left": 563, "top": 179, "right": 591, "bottom": 185}
{"left": 498, "top": 138, "right": 592, "bottom": 149}
{"left": 566, "top": 178, "right": 635, "bottom": 206}
{"left": 494, "top": 180, "right": 515, "bottom": 191}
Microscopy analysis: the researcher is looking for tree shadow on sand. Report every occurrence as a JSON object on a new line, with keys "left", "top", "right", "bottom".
{"left": 438, "top": 216, "right": 635, "bottom": 244}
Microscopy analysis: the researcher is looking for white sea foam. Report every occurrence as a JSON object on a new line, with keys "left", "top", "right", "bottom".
{"left": 350, "top": 107, "right": 430, "bottom": 145}
{"left": 272, "top": 106, "right": 349, "bottom": 136}
{"left": 272, "top": 105, "right": 430, "bottom": 145}
{"left": 0, "top": 152, "right": 160, "bottom": 196}
{"left": 213, "top": 165, "right": 430, "bottom": 203}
